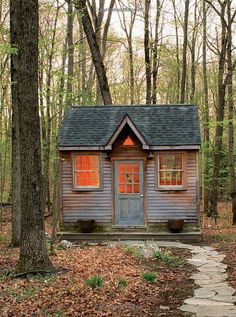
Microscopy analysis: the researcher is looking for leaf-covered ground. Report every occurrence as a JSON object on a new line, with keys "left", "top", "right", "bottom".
{"left": 0, "top": 207, "right": 196, "bottom": 317}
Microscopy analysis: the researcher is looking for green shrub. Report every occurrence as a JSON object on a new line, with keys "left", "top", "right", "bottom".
{"left": 142, "top": 271, "right": 157, "bottom": 282}
{"left": 117, "top": 278, "right": 128, "bottom": 287}
{"left": 85, "top": 275, "right": 103, "bottom": 288}
{"left": 153, "top": 250, "right": 183, "bottom": 267}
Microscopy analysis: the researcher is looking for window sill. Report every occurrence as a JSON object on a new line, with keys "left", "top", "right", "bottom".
{"left": 156, "top": 188, "right": 187, "bottom": 192}
{"left": 72, "top": 188, "right": 103, "bottom": 192}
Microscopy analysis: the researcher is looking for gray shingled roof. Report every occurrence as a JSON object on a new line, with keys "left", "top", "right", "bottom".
{"left": 58, "top": 105, "right": 201, "bottom": 147}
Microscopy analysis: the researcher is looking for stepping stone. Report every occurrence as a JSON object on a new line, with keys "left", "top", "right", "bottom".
{"left": 196, "top": 305, "right": 236, "bottom": 317}
{"left": 184, "top": 298, "right": 234, "bottom": 306}
{"left": 194, "top": 288, "right": 216, "bottom": 299}
{"left": 211, "top": 295, "right": 236, "bottom": 304}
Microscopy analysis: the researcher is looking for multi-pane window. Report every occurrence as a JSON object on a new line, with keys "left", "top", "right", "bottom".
{"left": 74, "top": 155, "right": 100, "bottom": 189}
{"left": 118, "top": 162, "right": 140, "bottom": 193}
{"left": 157, "top": 153, "right": 184, "bottom": 188}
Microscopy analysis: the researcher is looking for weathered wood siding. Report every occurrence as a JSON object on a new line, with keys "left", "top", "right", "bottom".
{"left": 147, "top": 151, "right": 198, "bottom": 222}
{"left": 62, "top": 152, "right": 112, "bottom": 222}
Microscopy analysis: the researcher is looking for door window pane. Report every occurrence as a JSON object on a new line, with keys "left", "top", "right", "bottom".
{"left": 118, "top": 162, "right": 140, "bottom": 193}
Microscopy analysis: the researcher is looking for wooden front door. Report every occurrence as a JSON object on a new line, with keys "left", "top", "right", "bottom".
{"left": 114, "top": 160, "right": 144, "bottom": 225}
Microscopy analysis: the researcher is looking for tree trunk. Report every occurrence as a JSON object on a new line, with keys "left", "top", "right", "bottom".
{"left": 75, "top": 0, "right": 112, "bottom": 105}
{"left": 180, "top": 0, "right": 189, "bottom": 103}
{"left": 208, "top": 1, "right": 227, "bottom": 217}
{"left": 152, "top": 0, "right": 161, "bottom": 104}
{"left": 66, "top": 0, "right": 74, "bottom": 108}
{"left": 172, "top": 0, "right": 180, "bottom": 102}
{"left": 10, "top": 4, "right": 21, "bottom": 246}
{"left": 144, "top": 0, "right": 151, "bottom": 104}
{"left": 11, "top": 0, "right": 53, "bottom": 273}
{"left": 202, "top": 0, "right": 210, "bottom": 214}
{"left": 226, "top": 0, "right": 236, "bottom": 223}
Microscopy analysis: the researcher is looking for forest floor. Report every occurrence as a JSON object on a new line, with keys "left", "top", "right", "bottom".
{"left": 0, "top": 203, "right": 236, "bottom": 317}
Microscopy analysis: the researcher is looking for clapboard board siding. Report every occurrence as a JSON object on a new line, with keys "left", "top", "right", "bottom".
{"left": 147, "top": 152, "right": 198, "bottom": 222}
{"left": 62, "top": 153, "right": 112, "bottom": 222}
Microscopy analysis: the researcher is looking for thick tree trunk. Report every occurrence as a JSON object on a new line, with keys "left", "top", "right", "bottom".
{"left": 144, "top": 0, "right": 151, "bottom": 104}
{"left": 180, "top": 0, "right": 190, "bottom": 103}
{"left": 75, "top": 0, "right": 112, "bottom": 105}
{"left": 10, "top": 5, "right": 21, "bottom": 247}
{"left": 11, "top": 0, "right": 53, "bottom": 273}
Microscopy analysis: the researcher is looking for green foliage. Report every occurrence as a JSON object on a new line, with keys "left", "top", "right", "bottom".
{"left": 142, "top": 271, "right": 157, "bottom": 282}
{"left": 153, "top": 250, "right": 184, "bottom": 267}
{"left": 117, "top": 278, "right": 128, "bottom": 287}
{"left": 85, "top": 275, "right": 103, "bottom": 289}
{"left": 123, "top": 245, "right": 142, "bottom": 257}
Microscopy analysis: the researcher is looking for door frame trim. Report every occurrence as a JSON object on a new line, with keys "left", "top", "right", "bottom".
{"left": 111, "top": 158, "right": 147, "bottom": 226}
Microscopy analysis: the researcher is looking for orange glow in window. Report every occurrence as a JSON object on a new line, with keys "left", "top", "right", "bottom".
{"left": 123, "top": 136, "right": 135, "bottom": 146}
{"left": 75, "top": 155, "right": 100, "bottom": 188}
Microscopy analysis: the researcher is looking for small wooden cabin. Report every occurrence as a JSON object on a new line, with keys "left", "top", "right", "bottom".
{"left": 58, "top": 105, "right": 201, "bottom": 239}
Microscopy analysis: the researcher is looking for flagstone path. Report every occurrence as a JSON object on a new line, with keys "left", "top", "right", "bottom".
{"left": 106, "top": 240, "right": 236, "bottom": 317}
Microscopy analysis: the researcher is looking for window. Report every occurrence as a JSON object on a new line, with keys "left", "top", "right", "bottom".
{"left": 123, "top": 136, "right": 135, "bottom": 146}
{"left": 157, "top": 153, "right": 185, "bottom": 189}
{"left": 74, "top": 154, "right": 101, "bottom": 189}
{"left": 118, "top": 162, "right": 140, "bottom": 193}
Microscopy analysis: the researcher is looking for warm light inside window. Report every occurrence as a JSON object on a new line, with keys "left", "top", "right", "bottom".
{"left": 123, "top": 136, "right": 135, "bottom": 146}
{"left": 158, "top": 154, "right": 183, "bottom": 187}
{"left": 118, "top": 162, "right": 140, "bottom": 193}
{"left": 74, "top": 155, "right": 100, "bottom": 188}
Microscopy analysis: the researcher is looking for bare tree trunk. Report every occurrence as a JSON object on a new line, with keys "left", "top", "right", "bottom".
{"left": 172, "top": 0, "right": 180, "bottom": 101}
{"left": 75, "top": 0, "right": 112, "bottom": 105}
{"left": 208, "top": 1, "right": 228, "bottom": 217}
{"left": 202, "top": 0, "right": 210, "bottom": 214}
{"left": 180, "top": 0, "right": 190, "bottom": 103}
{"left": 144, "top": 0, "right": 151, "bottom": 104}
{"left": 66, "top": 0, "right": 74, "bottom": 108}
{"left": 9, "top": 4, "right": 21, "bottom": 246}
{"left": 190, "top": 0, "right": 198, "bottom": 101}
{"left": 11, "top": 0, "right": 53, "bottom": 274}
{"left": 226, "top": 0, "right": 236, "bottom": 223}
{"left": 152, "top": 0, "right": 161, "bottom": 104}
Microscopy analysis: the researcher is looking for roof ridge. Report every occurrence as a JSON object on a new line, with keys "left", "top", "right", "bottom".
{"left": 71, "top": 104, "right": 198, "bottom": 108}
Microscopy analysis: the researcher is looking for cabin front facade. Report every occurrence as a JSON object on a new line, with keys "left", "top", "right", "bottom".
{"left": 58, "top": 105, "right": 201, "bottom": 239}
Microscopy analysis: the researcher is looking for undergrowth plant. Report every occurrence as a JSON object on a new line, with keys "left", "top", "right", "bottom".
{"left": 85, "top": 275, "right": 103, "bottom": 288}
{"left": 117, "top": 278, "right": 128, "bottom": 287}
{"left": 142, "top": 271, "right": 157, "bottom": 282}
{"left": 153, "top": 249, "right": 184, "bottom": 267}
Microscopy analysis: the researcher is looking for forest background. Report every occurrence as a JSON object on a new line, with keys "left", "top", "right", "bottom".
{"left": 0, "top": 0, "right": 236, "bottom": 223}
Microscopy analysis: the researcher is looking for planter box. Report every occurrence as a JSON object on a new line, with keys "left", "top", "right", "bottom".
{"left": 77, "top": 220, "right": 95, "bottom": 233}
{"left": 168, "top": 219, "right": 184, "bottom": 233}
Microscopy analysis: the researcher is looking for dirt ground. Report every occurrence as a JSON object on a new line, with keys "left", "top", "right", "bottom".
{"left": 0, "top": 203, "right": 236, "bottom": 317}
{"left": 0, "top": 207, "right": 195, "bottom": 317}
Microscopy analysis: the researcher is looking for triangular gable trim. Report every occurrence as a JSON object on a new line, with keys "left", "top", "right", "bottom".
{"left": 105, "top": 115, "right": 150, "bottom": 150}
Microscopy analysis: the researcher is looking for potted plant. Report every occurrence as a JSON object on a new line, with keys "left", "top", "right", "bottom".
{"left": 168, "top": 219, "right": 184, "bottom": 233}
{"left": 77, "top": 219, "right": 95, "bottom": 233}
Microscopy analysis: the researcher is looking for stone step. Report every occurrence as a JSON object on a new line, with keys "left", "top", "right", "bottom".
{"left": 59, "top": 231, "right": 201, "bottom": 242}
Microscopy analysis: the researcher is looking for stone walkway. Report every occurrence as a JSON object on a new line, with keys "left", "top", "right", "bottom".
{"left": 105, "top": 240, "right": 236, "bottom": 317}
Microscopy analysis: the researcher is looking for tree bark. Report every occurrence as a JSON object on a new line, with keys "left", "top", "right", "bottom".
{"left": 66, "top": 0, "right": 74, "bottom": 108}
{"left": 208, "top": 1, "right": 228, "bottom": 217}
{"left": 226, "top": 0, "right": 236, "bottom": 223}
{"left": 202, "top": 0, "right": 210, "bottom": 214}
{"left": 10, "top": 3, "right": 21, "bottom": 247}
{"left": 75, "top": 0, "right": 112, "bottom": 105}
{"left": 10, "top": 0, "right": 53, "bottom": 273}
{"left": 144, "top": 0, "right": 151, "bottom": 104}
{"left": 152, "top": 0, "right": 161, "bottom": 104}
{"left": 180, "top": 0, "right": 190, "bottom": 103}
